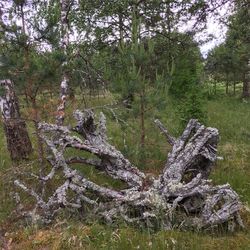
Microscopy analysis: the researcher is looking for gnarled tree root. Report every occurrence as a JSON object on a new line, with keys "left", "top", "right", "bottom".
{"left": 14, "top": 110, "right": 244, "bottom": 231}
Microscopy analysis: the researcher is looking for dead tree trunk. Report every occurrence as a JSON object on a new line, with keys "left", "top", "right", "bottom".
{"left": 14, "top": 110, "right": 243, "bottom": 231}
{"left": 0, "top": 79, "right": 32, "bottom": 160}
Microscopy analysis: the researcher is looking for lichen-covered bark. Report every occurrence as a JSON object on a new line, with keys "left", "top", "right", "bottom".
{"left": 0, "top": 79, "right": 32, "bottom": 160}
{"left": 56, "top": 0, "right": 71, "bottom": 125}
{"left": 14, "top": 109, "right": 243, "bottom": 231}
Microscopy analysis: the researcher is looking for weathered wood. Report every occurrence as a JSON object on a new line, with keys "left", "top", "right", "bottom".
{"left": 14, "top": 110, "right": 243, "bottom": 231}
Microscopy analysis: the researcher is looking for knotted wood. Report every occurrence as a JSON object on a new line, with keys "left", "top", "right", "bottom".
{"left": 14, "top": 110, "right": 243, "bottom": 231}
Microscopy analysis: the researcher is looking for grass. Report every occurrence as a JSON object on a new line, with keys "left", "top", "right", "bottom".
{"left": 2, "top": 221, "right": 250, "bottom": 249}
{"left": 206, "top": 96, "right": 250, "bottom": 204}
{"left": 0, "top": 89, "right": 250, "bottom": 249}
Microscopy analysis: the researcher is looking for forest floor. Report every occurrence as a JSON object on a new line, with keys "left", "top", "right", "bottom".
{"left": 0, "top": 88, "right": 250, "bottom": 249}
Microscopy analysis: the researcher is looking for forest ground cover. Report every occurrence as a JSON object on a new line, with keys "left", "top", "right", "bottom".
{"left": 0, "top": 88, "right": 250, "bottom": 249}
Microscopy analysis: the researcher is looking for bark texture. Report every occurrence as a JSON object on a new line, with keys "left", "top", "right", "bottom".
{"left": 56, "top": 0, "right": 71, "bottom": 125}
{"left": 0, "top": 79, "right": 32, "bottom": 160}
{"left": 14, "top": 110, "right": 243, "bottom": 231}
{"left": 242, "top": 59, "right": 250, "bottom": 98}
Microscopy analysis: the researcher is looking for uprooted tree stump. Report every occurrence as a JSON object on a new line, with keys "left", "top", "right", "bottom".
{"left": 14, "top": 110, "right": 244, "bottom": 231}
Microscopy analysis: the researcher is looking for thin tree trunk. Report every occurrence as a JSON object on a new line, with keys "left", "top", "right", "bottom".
{"left": 140, "top": 92, "right": 145, "bottom": 149}
{"left": 226, "top": 81, "right": 229, "bottom": 95}
{"left": 165, "top": 3, "right": 175, "bottom": 90}
{"left": 242, "top": 79, "right": 250, "bottom": 98}
{"left": 30, "top": 96, "right": 45, "bottom": 175}
{"left": 118, "top": 12, "right": 124, "bottom": 47}
{"left": 242, "top": 59, "right": 250, "bottom": 98}
{"left": 20, "top": 3, "right": 45, "bottom": 175}
{"left": 56, "top": 0, "right": 71, "bottom": 126}
{"left": 0, "top": 80, "right": 32, "bottom": 161}
{"left": 214, "top": 80, "right": 217, "bottom": 95}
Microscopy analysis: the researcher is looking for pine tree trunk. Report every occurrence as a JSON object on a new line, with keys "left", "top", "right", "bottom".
{"left": 118, "top": 12, "right": 124, "bottom": 46}
{"left": 140, "top": 93, "right": 145, "bottom": 149}
{"left": 3, "top": 119, "right": 32, "bottom": 160}
{"left": 19, "top": 4, "right": 44, "bottom": 167}
{"left": 0, "top": 79, "right": 32, "bottom": 161}
{"left": 226, "top": 81, "right": 229, "bottom": 95}
{"left": 242, "top": 60, "right": 250, "bottom": 98}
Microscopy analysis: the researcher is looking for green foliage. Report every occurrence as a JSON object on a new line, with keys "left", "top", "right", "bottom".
{"left": 206, "top": 43, "right": 243, "bottom": 85}
{"left": 1, "top": 1, "right": 250, "bottom": 248}
{"left": 178, "top": 86, "right": 207, "bottom": 127}
{"left": 111, "top": 39, "right": 156, "bottom": 98}
{"left": 155, "top": 33, "right": 207, "bottom": 127}
{"left": 205, "top": 2, "right": 250, "bottom": 97}
{"left": 169, "top": 34, "right": 203, "bottom": 98}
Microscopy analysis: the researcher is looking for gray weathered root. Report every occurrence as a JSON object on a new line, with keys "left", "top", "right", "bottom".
{"left": 14, "top": 110, "right": 244, "bottom": 231}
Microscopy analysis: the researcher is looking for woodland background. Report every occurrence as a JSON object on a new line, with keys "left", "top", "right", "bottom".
{"left": 0, "top": 0, "right": 250, "bottom": 249}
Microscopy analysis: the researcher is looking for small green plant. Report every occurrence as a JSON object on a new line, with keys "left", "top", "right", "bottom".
{"left": 179, "top": 85, "right": 207, "bottom": 127}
